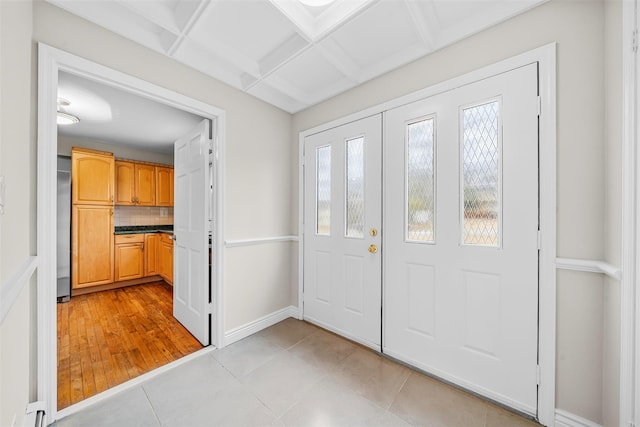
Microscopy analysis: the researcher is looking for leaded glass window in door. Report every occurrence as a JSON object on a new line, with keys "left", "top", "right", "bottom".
{"left": 461, "top": 100, "right": 501, "bottom": 246}
{"left": 406, "top": 117, "right": 435, "bottom": 243}
{"left": 346, "top": 137, "right": 364, "bottom": 238}
{"left": 316, "top": 145, "right": 331, "bottom": 236}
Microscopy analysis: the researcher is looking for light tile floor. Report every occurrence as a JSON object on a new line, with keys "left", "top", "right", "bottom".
{"left": 51, "top": 319, "right": 540, "bottom": 427}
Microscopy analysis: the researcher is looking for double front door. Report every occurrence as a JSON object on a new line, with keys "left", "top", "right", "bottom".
{"left": 303, "top": 64, "right": 539, "bottom": 414}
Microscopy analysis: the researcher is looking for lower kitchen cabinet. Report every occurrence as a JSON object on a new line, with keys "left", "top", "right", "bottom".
{"left": 114, "top": 234, "right": 144, "bottom": 281}
{"left": 72, "top": 205, "right": 114, "bottom": 289}
{"left": 144, "top": 233, "right": 160, "bottom": 276}
{"left": 159, "top": 233, "right": 174, "bottom": 285}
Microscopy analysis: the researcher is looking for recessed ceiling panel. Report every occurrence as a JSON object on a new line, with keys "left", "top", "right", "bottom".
{"left": 325, "top": 1, "right": 424, "bottom": 70}
{"left": 188, "top": 1, "right": 302, "bottom": 66}
{"left": 266, "top": 47, "right": 348, "bottom": 99}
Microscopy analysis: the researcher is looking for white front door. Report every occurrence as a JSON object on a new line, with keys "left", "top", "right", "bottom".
{"left": 384, "top": 64, "right": 539, "bottom": 414}
{"left": 174, "top": 119, "right": 211, "bottom": 346}
{"left": 303, "top": 115, "right": 382, "bottom": 349}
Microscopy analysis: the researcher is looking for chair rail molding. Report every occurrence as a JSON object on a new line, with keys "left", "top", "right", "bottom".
{"left": 224, "top": 235, "right": 299, "bottom": 248}
{"left": 555, "top": 257, "right": 622, "bottom": 281}
{"left": 0, "top": 256, "right": 38, "bottom": 325}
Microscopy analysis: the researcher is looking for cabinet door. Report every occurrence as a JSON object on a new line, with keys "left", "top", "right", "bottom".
{"left": 135, "top": 164, "right": 156, "bottom": 206}
{"left": 159, "top": 240, "right": 173, "bottom": 285}
{"left": 155, "top": 166, "right": 174, "bottom": 207}
{"left": 115, "top": 161, "right": 135, "bottom": 205}
{"left": 72, "top": 149, "right": 115, "bottom": 205}
{"left": 72, "top": 205, "right": 114, "bottom": 288}
{"left": 115, "top": 242, "right": 144, "bottom": 281}
{"left": 144, "top": 234, "right": 160, "bottom": 276}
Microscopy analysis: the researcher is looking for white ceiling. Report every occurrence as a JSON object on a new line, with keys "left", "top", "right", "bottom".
{"left": 47, "top": 0, "right": 547, "bottom": 114}
{"left": 58, "top": 71, "right": 204, "bottom": 153}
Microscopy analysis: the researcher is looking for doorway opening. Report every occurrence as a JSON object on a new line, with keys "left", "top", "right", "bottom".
{"left": 55, "top": 70, "right": 211, "bottom": 409}
{"left": 37, "top": 43, "right": 226, "bottom": 423}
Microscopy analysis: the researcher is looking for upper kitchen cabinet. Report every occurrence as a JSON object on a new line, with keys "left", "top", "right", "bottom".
{"left": 115, "top": 160, "right": 156, "bottom": 206}
{"left": 155, "top": 166, "right": 174, "bottom": 207}
{"left": 72, "top": 147, "right": 115, "bottom": 205}
{"left": 115, "top": 161, "right": 135, "bottom": 205}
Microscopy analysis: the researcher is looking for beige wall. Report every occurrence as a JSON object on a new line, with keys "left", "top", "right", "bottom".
{"left": 291, "top": 0, "right": 610, "bottom": 423}
{"left": 0, "top": 1, "right": 36, "bottom": 426}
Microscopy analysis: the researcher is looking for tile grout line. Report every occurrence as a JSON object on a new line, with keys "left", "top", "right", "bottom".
{"left": 140, "top": 385, "right": 163, "bottom": 427}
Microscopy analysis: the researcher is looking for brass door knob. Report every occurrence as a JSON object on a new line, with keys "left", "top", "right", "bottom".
{"left": 370, "top": 228, "right": 378, "bottom": 237}
{"left": 368, "top": 244, "right": 378, "bottom": 254}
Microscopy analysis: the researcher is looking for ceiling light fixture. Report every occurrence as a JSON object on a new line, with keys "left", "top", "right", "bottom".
{"left": 57, "top": 97, "right": 80, "bottom": 125}
{"left": 298, "top": 0, "right": 336, "bottom": 7}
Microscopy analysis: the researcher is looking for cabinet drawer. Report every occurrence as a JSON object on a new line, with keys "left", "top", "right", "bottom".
{"left": 115, "top": 234, "right": 144, "bottom": 244}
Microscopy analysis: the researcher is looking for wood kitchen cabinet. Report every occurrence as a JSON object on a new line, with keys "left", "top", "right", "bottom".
{"left": 159, "top": 233, "right": 174, "bottom": 285}
{"left": 72, "top": 148, "right": 115, "bottom": 205}
{"left": 72, "top": 205, "right": 114, "bottom": 288}
{"left": 114, "top": 234, "right": 145, "bottom": 282}
{"left": 155, "top": 166, "right": 174, "bottom": 207}
{"left": 115, "top": 160, "right": 156, "bottom": 206}
{"left": 144, "top": 233, "right": 160, "bottom": 276}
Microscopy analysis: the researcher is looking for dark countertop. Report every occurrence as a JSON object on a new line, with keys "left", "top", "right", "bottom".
{"left": 114, "top": 225, "right": 173, "bottom": 235}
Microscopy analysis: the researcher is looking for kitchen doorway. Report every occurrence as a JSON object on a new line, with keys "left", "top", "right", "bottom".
{"left": 37, "top": 43, "right": 226, "bottom": 422}
{"left": 55, "top": 70, "right": 213, "bottom": 408}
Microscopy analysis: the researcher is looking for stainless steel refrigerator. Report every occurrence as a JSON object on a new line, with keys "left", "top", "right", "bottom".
{"left": 57, "top": 155, "right": 71, "bottom": 302}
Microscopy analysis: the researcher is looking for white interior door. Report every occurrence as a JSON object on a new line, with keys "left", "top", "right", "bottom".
{"left": 303, "top": 115, "right": 382, "bottom": 349}
{"left": 384, "top": 64, "right": 539, "bottom": 414}
{"left": 174, "top": 119, "right": 211, "bottom": 346}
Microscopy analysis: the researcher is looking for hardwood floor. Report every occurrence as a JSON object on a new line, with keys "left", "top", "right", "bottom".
{"left": 57, "top": 281, "right": 203, "bottom": 410}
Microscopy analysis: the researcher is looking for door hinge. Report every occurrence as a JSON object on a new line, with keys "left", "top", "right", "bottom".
{"left": 633, "top": 29, "right": 638, "bottom": 53}
{"left": 208, "top": 302, "right": 214, "bottom": 314}
{"left": 536, "top": 365, "right": 541, "bottom": 385}
{"left": 537, "top": 230, "right": 542, "bottom": 250}
{"left": 537, "top": 96, "right": 542, "bottom": 117}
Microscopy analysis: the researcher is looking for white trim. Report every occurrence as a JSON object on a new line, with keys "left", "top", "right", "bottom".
{"left": 55, "top": 346, "right": 216, "bottom": 422}
{"left": 554, "top": 409, "right": 603, "bottom": 427}
{"left": 297, "top": 43, "right": 557, "bottom": 426}
{"left": 224, "top": 235, "right": 299, "bottom": 248}
{"left": 0, "top": 256, "right": 38, "bottom": 325}
{"left": 555, "top": 258, "right": 622, "bottom": 281}
{"left": 622, "top": 1, "right": 638, "bottom": 426}
{"left": 37, "top": 43, "right": 227, "bottom": 425}
{"left": 224, "top": 305, "right": 299, "bottom": 346}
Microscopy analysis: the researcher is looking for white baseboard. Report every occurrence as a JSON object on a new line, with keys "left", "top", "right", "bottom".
{"left": 555, "top": 409, "right": 603, "bottom": 427}
{"left": 224, "top": 305, "right": 299, "bottom": 346}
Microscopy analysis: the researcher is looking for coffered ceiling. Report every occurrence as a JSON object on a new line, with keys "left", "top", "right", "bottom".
{"left": 47, "top": 0, "right": 546, "bottom": 113}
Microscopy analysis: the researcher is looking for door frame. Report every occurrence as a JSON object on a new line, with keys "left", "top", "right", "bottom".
{"left": 36, "top": 43, "right": 226, "bottom": 423}
{"left": 297, "top": 43, "right": 556, "bottom": 425}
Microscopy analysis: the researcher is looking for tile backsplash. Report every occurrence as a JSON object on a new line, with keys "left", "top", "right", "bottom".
{"left": 114, "top": 206, "right": 174, "bottom": 226}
